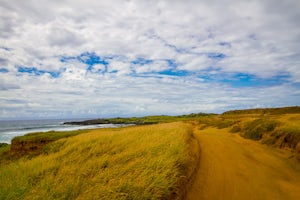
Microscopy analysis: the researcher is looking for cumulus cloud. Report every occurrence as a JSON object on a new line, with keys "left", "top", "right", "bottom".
{"left": 0, "top": 0, "right": 299, "bottom": 119}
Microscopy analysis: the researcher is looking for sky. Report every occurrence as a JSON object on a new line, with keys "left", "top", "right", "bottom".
{"left": 0, "top": 0, "right": 299, "bottom": 119}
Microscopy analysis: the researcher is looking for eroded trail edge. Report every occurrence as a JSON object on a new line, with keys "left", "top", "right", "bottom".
{"left": 186, "top": 126, "right": 300, "bottom": 200}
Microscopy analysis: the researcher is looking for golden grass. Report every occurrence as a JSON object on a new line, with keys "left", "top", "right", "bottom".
{"left": 196, "top": 113, "right": 300, "bottom": 159}
{"left": 0, "top": 122, "right": 192, "bottom": 200}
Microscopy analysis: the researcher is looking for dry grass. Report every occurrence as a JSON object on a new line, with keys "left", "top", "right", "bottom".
{"left": 197, "top": 113, "right": 300, "bottom": 158}
{"left": 0, "top": 122, "right": 192, "bottom": 200}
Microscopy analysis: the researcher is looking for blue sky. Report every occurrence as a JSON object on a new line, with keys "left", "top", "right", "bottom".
{"left": 0, "top": 0, "right": 299, "bottom": 119}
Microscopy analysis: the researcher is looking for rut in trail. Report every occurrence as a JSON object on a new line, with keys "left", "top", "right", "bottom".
{"left": 186, "top": 127, "right": 300, "bottom": 200}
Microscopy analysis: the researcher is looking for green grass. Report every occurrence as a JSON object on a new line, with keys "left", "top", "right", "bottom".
{"left": 0, "top": 122, "right": 193, "bottom": 199}
{"left": 12, "top": 130, "right": 87, "bottom": 143}
{"left": 0, "top": 143, "right": 10, "bottom": 156}
{"left": 0, "top": 144, "right": 12, "bottom": 165}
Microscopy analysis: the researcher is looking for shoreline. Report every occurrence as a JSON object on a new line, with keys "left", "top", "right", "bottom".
{"left": 0, "top": 122, "right": 133, "bottom": 144}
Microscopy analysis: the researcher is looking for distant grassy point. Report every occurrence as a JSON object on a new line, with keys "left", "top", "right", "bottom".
{"left": 63, "top": 112, "right": 214, "bottom": 126}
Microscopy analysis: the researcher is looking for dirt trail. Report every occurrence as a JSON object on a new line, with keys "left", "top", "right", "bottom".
{"left": 186, "top": 127, "right": 300, "bottom": 200}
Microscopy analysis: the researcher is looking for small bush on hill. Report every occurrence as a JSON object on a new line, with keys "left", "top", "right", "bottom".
{"left": 296, "top": 143, "right": 300, "bottom": 160}
{"left": 277, "top": 126, "right": 300, "bottom": 149}
{"left": 243, "top": 118, "right": 279, "bottom": 140}
{"left": 230, "top": 125, "right": 241, "bottom": 133}
{"left": 0, "top": 143, "right": 10, "bottom": 155}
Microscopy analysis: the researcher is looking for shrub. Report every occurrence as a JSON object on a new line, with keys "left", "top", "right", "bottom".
{"left": 0, "top": 143, "right": 10, "bottom": 156}
{"left": 242, "top": 118, "right": 279, "bottom": 140}
{"left": 277, "top": 126, "right": 300, "bottom": 149}
{"left": 230, "top": 125, "right": 241, "bottom": 133}
{"left": 296, "top": 143, "right": 300, "bottom": 160}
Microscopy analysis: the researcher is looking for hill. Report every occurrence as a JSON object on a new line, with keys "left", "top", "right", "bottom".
{"left": 0, "top": 122, "right": 198, "bottom": 200}
{"left": 223, "top": 106, "right": 300, "bottom": 115}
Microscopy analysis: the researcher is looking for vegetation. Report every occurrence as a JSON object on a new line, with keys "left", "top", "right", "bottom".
{"left": 0, "top": 143, "right": 10, "bottom": 157}
{"left": 197, "top": 116, "right": 239, "bottom": 129}
{"left": 230, "top": 125, "right": 241, "bottom": 133}
{"left": 196, "top": 107, "right": 300, "bottom": 159}
{"left": 237, "top": 115, "right": 300, "bottom": 153}
{"left": 223, "top": 106, "right": 300, "bottom": 115}
{"left": 264, "top": 121, "right": 300, "bottom": 149}
{"left": 242, "top": 118, "right": 279, "bottom": 140}
{"left": 0, "top": 122, "right": 193, "bottom": 199}
{"left": 6, "top": 130, "right": 88, "bottom": 159}
{"left": 12, "top": 130, "right": 87, "bottom": 143}
{"left": 64, "top": 112, "right": 214, "bottom": 125}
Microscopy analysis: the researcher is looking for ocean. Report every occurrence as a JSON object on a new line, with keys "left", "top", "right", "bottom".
{"left": 0, "top": 119, "right": 125, "bottom": 144}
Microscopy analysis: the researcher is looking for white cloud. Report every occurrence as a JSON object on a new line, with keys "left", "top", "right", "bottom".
{"left": 134, "top": 60, "right": 170, "bottom": 73}
{"left": 176, "top": 54, "right": 210, "bottom": 71}
{"left": 0, "top": 0, "right": 299, "bottom": 119}
{"left": 108, "top": 60, "right": 132, "bottom": 75}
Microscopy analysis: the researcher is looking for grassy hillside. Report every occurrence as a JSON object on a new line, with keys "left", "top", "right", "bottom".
{"left": 223, "top": 106, "right": 300, "bottom": 115}
{"left": 10, "top": 130, "right": 88, "bottom": 157}
{"left": 196, "top": 107, "right": 300, "bottom": 160}
{"left": 0, "top": 122, "right": 194, "bottom": 200}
